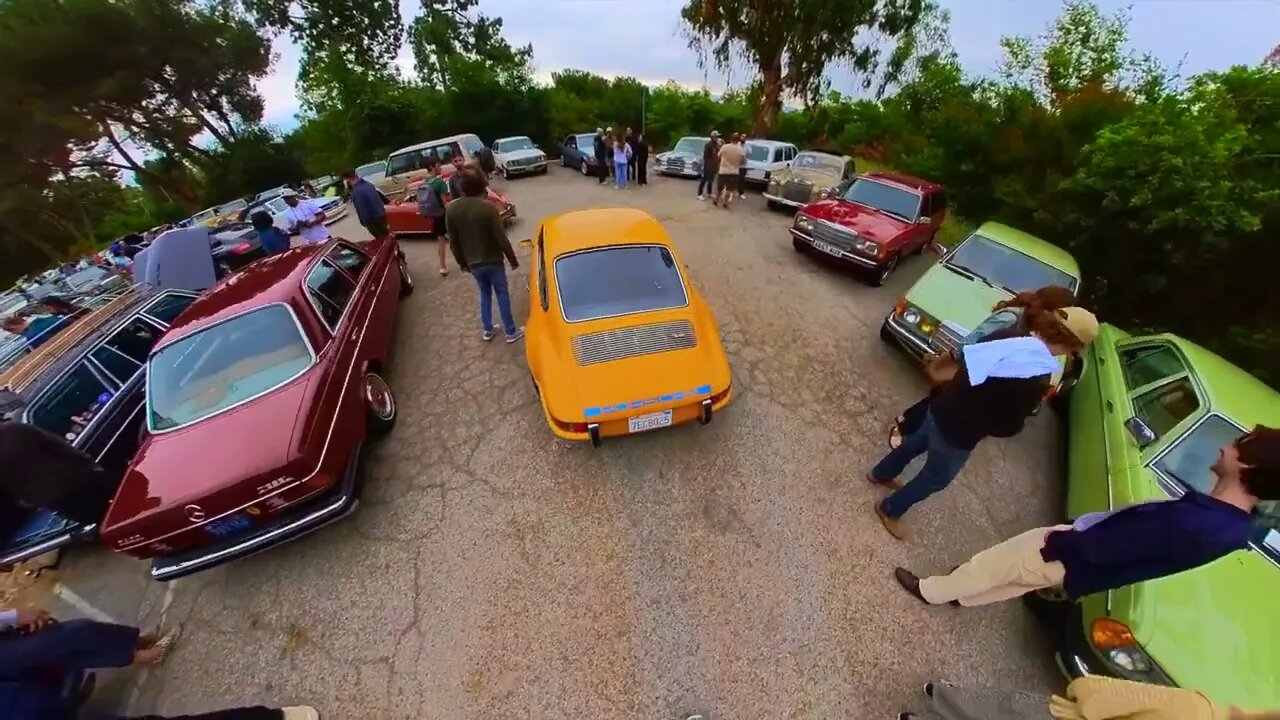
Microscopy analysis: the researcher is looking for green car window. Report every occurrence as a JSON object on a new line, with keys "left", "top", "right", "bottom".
{"left": 1132, "top": 377, "right": 1200, "bottom": 438}
{"left": 1121, "top": 345, "right": 1186, "bottom": 390}
{"left": 1153, "top": 414, "right": 1241, "bottom": 494}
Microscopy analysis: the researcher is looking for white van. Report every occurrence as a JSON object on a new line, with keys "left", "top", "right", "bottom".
{"left": 378, "top": 133, "right": 486, "bottom": 195}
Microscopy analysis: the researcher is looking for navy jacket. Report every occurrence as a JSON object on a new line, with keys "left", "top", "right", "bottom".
{"left": 349, "top": 179, "right": 386, "bottom": 227}
{"left": 1041, "top": 491, "right": 1253, "bottom": 599}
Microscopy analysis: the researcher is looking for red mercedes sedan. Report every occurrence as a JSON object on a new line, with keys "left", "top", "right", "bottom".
{"left": 99, "top": 236, "right": 412, "bottom": 580}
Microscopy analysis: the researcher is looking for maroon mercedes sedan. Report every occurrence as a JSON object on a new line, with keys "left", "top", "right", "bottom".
{"left": 99, "top": 236, "right": 413, "bottom": 580}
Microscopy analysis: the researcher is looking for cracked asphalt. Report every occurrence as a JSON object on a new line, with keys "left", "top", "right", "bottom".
{"left": 37, "top": 166, "right": 1066, "bottom": 718}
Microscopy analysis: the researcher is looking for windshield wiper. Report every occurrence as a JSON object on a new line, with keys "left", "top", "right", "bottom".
{"left": 944, "top": 263, "right": 1001, "bottom": 291}
{"left": 879, "top": 209, "right": 912, "bottom": 222}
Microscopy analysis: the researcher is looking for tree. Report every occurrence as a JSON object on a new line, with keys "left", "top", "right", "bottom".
{"left": 680, "top": 0, "right": 926, "bottom": 134}
{"left": 408, "top": 0, "right": 533, "bottom": 89}
{"left": 239, "top": 0, "right": 402, "bottom": 87}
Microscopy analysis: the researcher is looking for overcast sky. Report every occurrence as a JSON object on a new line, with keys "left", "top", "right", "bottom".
{"left": 256, "top": 0, "right": 1280, "bottom": 129}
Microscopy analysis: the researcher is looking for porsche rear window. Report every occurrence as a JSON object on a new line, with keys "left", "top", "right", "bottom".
{"left": 555, "top": 246, "right": 688, "bottom": 322}
{"left": 146, "top": 305, "right": 313, "bottom": 431}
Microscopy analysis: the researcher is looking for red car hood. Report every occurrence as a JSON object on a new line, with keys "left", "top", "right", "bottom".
{"left": 800, "top": 198, "right": 911, "bottom": 244}
{"left": 401, "top": 179, "right": 511, "bottom": 207}
{"left": 100, "top": 376, "right": 313, "bottom": 551}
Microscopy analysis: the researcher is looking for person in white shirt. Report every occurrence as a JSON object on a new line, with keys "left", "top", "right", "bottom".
{"left": 281, "top": 189, "right": 330, "bottom": 245}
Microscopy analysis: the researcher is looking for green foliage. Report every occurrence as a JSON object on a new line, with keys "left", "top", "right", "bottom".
{"left": 408, "top": 0, "right": 533, "bottom": 90}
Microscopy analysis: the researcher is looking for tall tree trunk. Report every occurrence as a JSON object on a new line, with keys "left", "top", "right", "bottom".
{"left": 754, "top": 53, "right": 783, "bottom": 136}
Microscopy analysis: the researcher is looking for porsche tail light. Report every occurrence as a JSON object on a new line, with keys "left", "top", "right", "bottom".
{"left": 710, "top": 385, "right": 731, "bottom": 405}
{"left": 230, "top": 242, "right": 253, "bottom": 254}
{"left": 568, "top": 421, "right": 588, "bottom": 433}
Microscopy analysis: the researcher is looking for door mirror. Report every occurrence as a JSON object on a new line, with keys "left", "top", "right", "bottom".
{"left": 1124, "top": 416, "right": 1157, "bottom": 449}
{"left": 915, "top": 217, "right": 931, "bottom": 225}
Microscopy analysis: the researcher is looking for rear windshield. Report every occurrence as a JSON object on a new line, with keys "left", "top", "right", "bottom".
{"left": 555, "top": 246, "right": 688, "bottom": 322}
{"left": 947, "top": 235, "right": 1079, "bottom": 294}
{"left": 745, "top": 144, "right": 770, "bottom": 161}
{"left": 147, "top": 305, "right": 313, "bottom": 431}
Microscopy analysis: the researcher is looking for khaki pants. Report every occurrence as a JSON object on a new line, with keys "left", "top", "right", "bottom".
{"left": 919, "top": 525, "right": 1071, "bottom": 607}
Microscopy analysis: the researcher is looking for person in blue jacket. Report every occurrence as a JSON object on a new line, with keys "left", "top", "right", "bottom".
{"left": 251, "top": 211, "right": 291, "bottom": 255}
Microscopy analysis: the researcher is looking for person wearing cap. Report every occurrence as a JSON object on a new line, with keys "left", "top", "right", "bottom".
{"left": 697, "top": 130, "right": 721, "bottom": 200}
{"left": 281, "top": 188, "right": 330, "bottom": 246}
{"left": 894, "top": 423, "right": 1280, "bottom": 609}
{"left": 593, "top": 128, "right": 609, "bottom": 185}
{"left": 868, "top": 306, "right": 1101, "bottom": 539}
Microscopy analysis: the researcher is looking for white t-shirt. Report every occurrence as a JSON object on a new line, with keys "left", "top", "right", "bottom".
{"left": 286, "top": 199, "right": 331, "bottom": 245}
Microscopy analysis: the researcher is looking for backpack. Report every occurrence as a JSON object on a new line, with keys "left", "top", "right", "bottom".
{"left": 416, "top": 177, "right": 445, "bottom": 218}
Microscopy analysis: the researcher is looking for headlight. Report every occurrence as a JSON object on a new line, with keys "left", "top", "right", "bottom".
{"left": 853, "top": 238, "right": 880, "bottom": 256}
{"left": 818, "top": 187, "right": 831, "bottom": 199}
{"left": 894, "top": 301, "right": 938, "bottom": 336}
{"left": 1090, "top": 619, "right": 1172, "bottom": 684}
{"left": 693, "top": 160, "right": 702, "bottom": 171}
{"left": 794, "top": 215, "right": 813, "bottom": 231}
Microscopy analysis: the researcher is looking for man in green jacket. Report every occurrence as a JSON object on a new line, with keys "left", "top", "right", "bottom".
{"left": 445, "top": 167, "right": 523, "bottom": 343}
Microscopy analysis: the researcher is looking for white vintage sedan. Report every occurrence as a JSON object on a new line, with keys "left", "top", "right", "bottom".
{"left": 263, "top": 195, "right": 348, "bottom": 236}
{"left": 492, "top": 136, "right": 548, "bottom": 179}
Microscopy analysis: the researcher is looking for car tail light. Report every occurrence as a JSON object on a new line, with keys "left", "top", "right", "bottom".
{"left": 568, "top": 421, "right": 588, "bottom": 433}
{"left": 710, "top": 384, "right": 731, "bottom": 405}
{"left": 1090, "top": 618, "right": 1136, "bottom": 649}
{"left": 231, "top": 242, "right": 253, "bottom": 254}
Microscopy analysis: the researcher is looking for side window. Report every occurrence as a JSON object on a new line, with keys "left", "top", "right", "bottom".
{"left": 1120, "top": 345, "right": 1187, "bottom": 391}
{"left": 564, "top": 135, "right": 574, "bottom": 148}
{"left": 91, "top": 317, "right": 162, "bottom": 383}
{"left": 327, "top": 244, "right": 369, "bottom": 279}
{"left": 933, "top": 191, "right": 948, "bottom": 214}
{"left": 1133, "top": 378, "right": 1200, "bottom": 438}
{"left": 467, "top": 137, "right": 484, "bottom": 156}
{"left": 537, "top": 230, "right": 548, "bottom": 311}
{"left": 305, "top": 261, "right": 357, "bottom": 330}
{"left": 141, "top": 293, "right": 196, "bottom": 325}
{"left": 787, "top": 146, "right": 797, "bottom": 161}
{"left": 28, "top": 364, "right": 113, "bottom": 442}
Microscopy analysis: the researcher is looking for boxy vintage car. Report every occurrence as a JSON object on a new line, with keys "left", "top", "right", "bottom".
{"left": 763, "top": 149, "right": 855, "bottom": 209}
{"left": 1050, "top": 327, "right": 1280, "bottom": 708}
{"left": 654, "top": 136, "right": 711, "bottom": 179}
{"left": 383, "top": 178, "right": 516, "bottom": 237}
{"left": 788, "top": 171, "right": 945, "bottom": 285}
{"left": 523, "top": 208, "right": 733, "bottom": 447}
{"left": 99, "top": 237, "right": 413, "bottom": 580}
{"left": 0, "top": 286, "right": 199, "bottom": 568}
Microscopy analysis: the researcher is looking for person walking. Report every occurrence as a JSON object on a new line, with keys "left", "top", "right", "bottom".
{"left": 612, "top": 135, "right": 632, "bottom": 189}
{"left": 445, "top": 168, "right": 522, "bottom": 344}
{"left": 416, "top": 159, "right": 451, "bottom": 276}
{"left": 868, "top": 307, "right": 1099, "bottom": 539}
{"left": 593, "top": 128, "right": 609, "bottom": 185}
{"left": 280, "top": 190, "right": 330, "bottom": 246}
{"left": 697, "top": 131, "right": 720, "bottom": 200}
{"left": 635, "top": 133, "right": 649, "bottom": 186}
{"left": 736, "top": 134, "right": 749, "bottom": 199}
{"left": 340, "top": 167, "right": 388, "bottom": 240}
{"left": 893, "top": 423, "right": 1280, "bottom": 608}
{"left": 714, "top": 133, "right": 746, "bottom": 209}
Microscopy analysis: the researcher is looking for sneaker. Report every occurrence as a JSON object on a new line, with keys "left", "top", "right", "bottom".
{"left": 738, "top": 193, "right": 746, "bottom": 199}
{"left": 505, "top": 327, "right": 525, "bottom": 344}
{"left": 697, "top": 195, "right": 705, "bottom": 201}
{"left": 874, "top": 501, "right": 907, "bottom": 540}
{"left": 482, "top": 330, "right": 496, "bottom": 342}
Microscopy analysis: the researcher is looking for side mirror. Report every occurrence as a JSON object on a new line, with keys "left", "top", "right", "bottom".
{"left": 1124, "top": 416, "right": 1157, "bottom": 449}
{"left": 915, "top": 217, "right": 931, "bottom": 225}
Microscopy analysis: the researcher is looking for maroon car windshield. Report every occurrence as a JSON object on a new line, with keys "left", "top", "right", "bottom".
{"left": 146, "top": 305, "right": 314, "bottom": 432}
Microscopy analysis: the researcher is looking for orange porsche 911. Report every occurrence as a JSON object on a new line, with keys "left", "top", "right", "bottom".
{"left": 523, "top": 208, "right": 733, "bottom": 447}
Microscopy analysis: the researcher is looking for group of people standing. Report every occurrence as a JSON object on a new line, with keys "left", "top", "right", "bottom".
{"left": 696, "top": 130, "right": 748, "bottom": 209}
{"left": 344, "top": 155, "right": 524, "bottom": 344}
{"left": 592, "top": 126, "right": 649, "bottom": 189}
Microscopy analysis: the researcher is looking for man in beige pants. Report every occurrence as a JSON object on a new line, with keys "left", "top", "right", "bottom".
{"left": 894, "top": 425, "right": 1279, "bottom": 608}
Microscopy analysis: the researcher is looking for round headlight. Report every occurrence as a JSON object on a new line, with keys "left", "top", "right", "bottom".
{"left": 1109, "top": 649, "right": 1151, "bottom": 673}
{"left": 902, "top": 309, "right": 921, "bottom": 324}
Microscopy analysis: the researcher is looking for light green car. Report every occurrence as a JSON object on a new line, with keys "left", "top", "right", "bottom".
{"left": 880, "top": 222, "right": 1081, "bottom": 391}
{"left": 1060, "top": 326, "right": 1280, "bottom": 707}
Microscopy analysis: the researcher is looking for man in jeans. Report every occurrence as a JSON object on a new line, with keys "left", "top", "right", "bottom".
{"left": 445, "top": 168, "right": 523, "bottom": 343}
{"left": 697, "top": 131, "right": 720, "bottom": 200}
{"left": 894, "top": 425, "right": 1280, "bottom": 607}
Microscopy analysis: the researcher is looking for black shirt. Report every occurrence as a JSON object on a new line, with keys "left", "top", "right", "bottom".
{"left": 928, "top": 340, "right": 1050, "bottom": 450}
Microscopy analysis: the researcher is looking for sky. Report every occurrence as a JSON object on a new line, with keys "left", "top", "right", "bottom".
{"left": 256, "top": 0, "right": 1280, "bottom": 130}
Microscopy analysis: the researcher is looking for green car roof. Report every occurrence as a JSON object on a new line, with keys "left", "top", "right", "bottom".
{"left": 975, "top": 221, "right": 1081, "bottom": 278}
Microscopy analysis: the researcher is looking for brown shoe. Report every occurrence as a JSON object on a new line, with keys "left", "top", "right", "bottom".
{"left": 874, "top": 502, "right": 907, "bottom": 540}
{"left": 866, "top": 471, "right": 903, "bottom": 491}
{"left": 894, "top": 567, "right": 928, "bottom": 604}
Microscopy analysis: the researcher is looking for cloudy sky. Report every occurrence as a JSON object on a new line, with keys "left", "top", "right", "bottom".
{"left": 257, "top": 0, "right": 1280, "bottom": 129}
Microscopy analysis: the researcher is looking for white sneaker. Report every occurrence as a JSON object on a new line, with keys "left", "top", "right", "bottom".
{"left": 281, "top": 708, "right": 320, "bottom": 720}
{"left": 697, "top": 195, "right": 705, "bottom": 201}
{"left": 505, "top": 327, "right": 525, "bottom": 344}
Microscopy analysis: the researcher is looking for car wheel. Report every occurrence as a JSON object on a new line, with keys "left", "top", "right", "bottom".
{"left": 792, "top": 237, "right": 805, "bottom": 253}
{"left": 872, "top": 254, "right": 900, "bottom": 286}
{"left": 767, "top": 199, "right": 779, "bottom": 210}
{"left": 398, "top": 256, "right": 414, "bottom": 298}
{"left": 365, "top": 371, "right": 397, "bottom": 435}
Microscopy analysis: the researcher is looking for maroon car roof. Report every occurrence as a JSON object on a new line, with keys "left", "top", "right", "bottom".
{"left": 157, "top": 242, "right": 326, "bottom": 348}
{"left": 862, "top": 170, "right": 941, "bottom": 193}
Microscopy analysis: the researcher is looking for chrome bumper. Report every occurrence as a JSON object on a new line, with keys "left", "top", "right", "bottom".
{"left": 789, "top": 228, "right": 879, "bottom": 269}
{"left": 883, "top": 313, "right": 932, "bottom": 357}
{"left": 149, "top": 444, "right": 363, "bottom": 581}
{"left": 764, "top": 192, "right": 806, "bottom": 208}
{"left": 0, "top": 523, "right": 98, "bottom": 568}
{"left": 505, "top": 163, "right": 547, "bottom": 175}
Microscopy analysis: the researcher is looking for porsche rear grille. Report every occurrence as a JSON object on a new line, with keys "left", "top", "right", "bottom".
{"left": 572, "top": 320, "right": 698, "bottom": 366}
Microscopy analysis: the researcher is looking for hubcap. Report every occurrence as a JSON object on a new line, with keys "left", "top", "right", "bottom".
{"left": 399, "top": 260, "right": 413, "bottom": 286}
{"left": 880, "top": 257, "right": 898, "bottom": 282}
{"left": 365, "top": 374, "right": 395, "bottom": 421}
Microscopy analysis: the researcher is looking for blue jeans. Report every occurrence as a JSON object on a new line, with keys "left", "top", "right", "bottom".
{"left": 872, "top": 411, "right": 971, "bottom": 519}
{"left": 697, "top": 171, "right": 714, "bottom": 196}
{"left": 614, "top": 161, "right": 628, "bottom": 188}
{"left": 471, "top": 263, "right": 516, "bottom": 335}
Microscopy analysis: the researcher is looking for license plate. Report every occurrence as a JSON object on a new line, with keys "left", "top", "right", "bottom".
{"left": 203, "top": 513, "right": 253, "bottom": 538}
{"left": 628, "top": 410, "right": 673, "bottom": 434}
{"left": 811, "top": 240, "right": 843, "bottom": 257}
{"left": 747, "top": 169, "right": 766, "bottom": 179}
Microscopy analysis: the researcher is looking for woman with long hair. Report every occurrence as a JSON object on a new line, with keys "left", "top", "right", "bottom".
{"left": 888, "top": 285, "right": 1077, "bottom": 449}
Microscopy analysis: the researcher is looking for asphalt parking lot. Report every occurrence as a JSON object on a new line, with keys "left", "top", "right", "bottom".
{"left": 36, "top": 165, "right": 1066, "bottom": 718}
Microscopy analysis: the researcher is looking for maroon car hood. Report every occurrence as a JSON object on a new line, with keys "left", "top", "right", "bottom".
{"left": 801, "top": 198, "right": 911, "bottom": 244}
{"left": 101, "top": 376, "right": 313, "bottom": 548}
